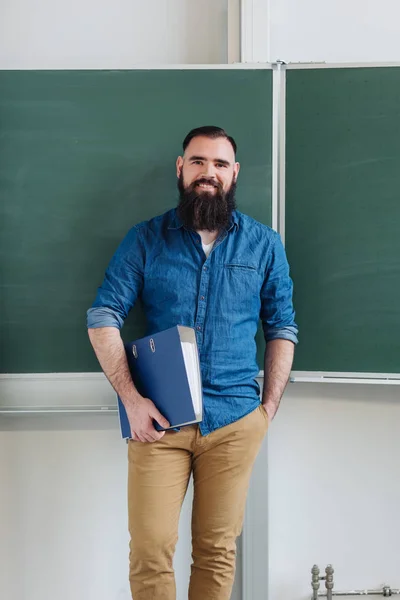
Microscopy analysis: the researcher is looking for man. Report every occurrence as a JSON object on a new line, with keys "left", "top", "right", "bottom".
{"left": 87, "top": 126, "right": 298, "bottom": 600}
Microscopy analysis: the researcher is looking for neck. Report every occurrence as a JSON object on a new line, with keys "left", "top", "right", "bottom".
{"left": 197, "top": 230, "right": 219, "bottom": 245}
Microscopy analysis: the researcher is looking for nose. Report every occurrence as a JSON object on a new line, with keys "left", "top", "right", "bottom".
{"left": 203, "top": 162, "right": 216, "bottom": 179}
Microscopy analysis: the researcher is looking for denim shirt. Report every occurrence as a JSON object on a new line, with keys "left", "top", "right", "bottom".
{"left": 87, "top": 208, "right": 298, "bottom": 435}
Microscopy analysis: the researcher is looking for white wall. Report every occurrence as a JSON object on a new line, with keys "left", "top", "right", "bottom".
{"left": 242, "top": 0, "right": 400, "bottom": 63}
{"left": 265, "top": 383, "right": 400, "bottom": 599}
{"left": 0, "top": 0, "right": 228, "bottom": 68}
{"left": 0, "top": 404, "right": 242, "bottom": 600}
{"left": 2, "top": 381, "right": 399, "bottom": 600}
{"left": 0, "top": 414, "right": 192, "bottom": 600}
{"left": 269, "top": 0, "right": 400, "bottom": 63}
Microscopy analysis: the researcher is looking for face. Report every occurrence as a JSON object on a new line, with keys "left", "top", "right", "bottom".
{"left": 176, "top": 136, "right": 240, "bottom": 231}
{"left": 176, "top": 136, "right": 240, "bottom": 194}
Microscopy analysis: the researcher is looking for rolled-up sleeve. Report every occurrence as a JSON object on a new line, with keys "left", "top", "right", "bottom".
{"left": 260, "top": 233, "right": 298, "bottom": 345}
{"left": 87, "top": 225, "right": 145, "bottom": 330}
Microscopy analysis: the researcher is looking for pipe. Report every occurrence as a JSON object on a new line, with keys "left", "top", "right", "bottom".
{"left": 317, "top": 588, "right": 400, "bottom": 597}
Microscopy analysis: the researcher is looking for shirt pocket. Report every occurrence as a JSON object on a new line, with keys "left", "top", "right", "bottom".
{"left": 225, "top": 263, "right": 258, "bottom": 272}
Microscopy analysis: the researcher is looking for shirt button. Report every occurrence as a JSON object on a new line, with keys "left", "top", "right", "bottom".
{"left": 197, "top": 326, "right": 202, "bottom": 331}
{"left": 203, "top": 266, "right": 208, "bottom": 271}
{"left": 201, "top": 296, "right": 205, "bottom": 301}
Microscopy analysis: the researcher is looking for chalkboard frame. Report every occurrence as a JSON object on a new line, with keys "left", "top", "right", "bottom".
{"left": 0, "top": 64, "right": 275, "bottom": 375}
{"left": 283, "top": 62, "right": 400, "bottom": 384}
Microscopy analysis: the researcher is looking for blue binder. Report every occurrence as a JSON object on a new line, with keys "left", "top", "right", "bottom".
{"left": 117, "top": 325, "right": 202, "bottom": 438}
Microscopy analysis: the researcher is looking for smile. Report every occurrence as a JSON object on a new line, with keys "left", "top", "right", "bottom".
{"left": 197, "top": 183, "right": 216, "bottom": 190}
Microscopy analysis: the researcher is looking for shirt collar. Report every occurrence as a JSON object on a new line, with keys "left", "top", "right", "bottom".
{"left": 168, "top": 209, "right": 239, "bottom": 232}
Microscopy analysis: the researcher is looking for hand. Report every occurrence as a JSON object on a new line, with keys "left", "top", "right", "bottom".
{"left": 124, "top": 395, "right": 170, "bottom": 443}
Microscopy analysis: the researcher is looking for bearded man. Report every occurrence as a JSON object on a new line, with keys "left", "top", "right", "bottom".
{"left": 87, "top": 126, "right": 298, "bottom": 600}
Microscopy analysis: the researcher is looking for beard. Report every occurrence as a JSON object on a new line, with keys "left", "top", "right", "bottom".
{"left": 177, "top": 173, "right": 237, "bottom": 232}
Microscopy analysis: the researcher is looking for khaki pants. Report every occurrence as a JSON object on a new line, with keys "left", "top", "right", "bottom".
{"left": 127, "top": 404, "right": 269, "bottom": 600}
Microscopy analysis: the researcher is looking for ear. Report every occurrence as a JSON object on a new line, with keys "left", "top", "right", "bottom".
{"left": 233, "top": 162, "right": 240, "bottom": 182}
{"left": 176, "top": 156, "right": 183, "bottom": 178}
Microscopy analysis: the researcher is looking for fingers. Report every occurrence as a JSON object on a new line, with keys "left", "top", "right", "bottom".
{"left": 145, "top": 430, "right": 166, "bottom": 443}
{"left": 128, "top": 402, "right": 169, "bottom": 443}
{"left": 131, "top": 428, "right": 166, "bottom": 443}
{"left": 131, "top": 431, "right": 150, "bottom": 443}
{"left": 149, "top": 407, "right": 170, "bottom": 430}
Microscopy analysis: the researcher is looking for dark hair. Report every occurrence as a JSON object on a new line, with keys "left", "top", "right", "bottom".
{"left": 182, "top": 126, "right": 237, "bottom": 155}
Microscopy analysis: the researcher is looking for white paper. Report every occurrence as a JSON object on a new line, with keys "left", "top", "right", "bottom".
{"left": 181, "top": 341, "right": 201, "bottom": 416}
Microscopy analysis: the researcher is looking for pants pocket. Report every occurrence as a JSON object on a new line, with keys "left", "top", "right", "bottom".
{"left": 258, "top": 404, "right": 269, "bottom": 429}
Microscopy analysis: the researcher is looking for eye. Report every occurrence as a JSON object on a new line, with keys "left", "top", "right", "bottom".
{"left": 192, "top": 160, "right": 203, "bottom": 165}
{"left": 216, "top": 163, "right": 227, "bottom": 168}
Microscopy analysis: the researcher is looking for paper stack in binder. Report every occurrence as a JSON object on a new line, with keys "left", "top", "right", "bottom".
{"left": 117, "top": 325, "right": 203, "bottom": 439}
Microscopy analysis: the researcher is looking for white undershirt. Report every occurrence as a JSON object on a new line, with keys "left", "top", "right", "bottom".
{"left": 202, "top": 240, "right": 215, "bottom": 258}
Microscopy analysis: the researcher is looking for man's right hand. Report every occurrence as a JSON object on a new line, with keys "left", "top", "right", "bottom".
{"left": 87, "top": 328, "right": 169, "bottom": 441}
{"left": 124, "top": 396, "right": 170, "bottom": 442}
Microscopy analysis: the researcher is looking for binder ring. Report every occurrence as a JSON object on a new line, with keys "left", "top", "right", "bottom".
{"left": 150, "top": 338, "right": 156, "bottom": 353}
{"left": 132, "top": 345, "right": 138, "bottom": 359}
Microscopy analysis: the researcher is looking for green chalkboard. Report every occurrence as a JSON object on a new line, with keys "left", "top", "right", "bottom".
{"left": 0, "top": 69, "right": 272, "bottom": 373}
{"left": 285, "top": 67, "right": 400, "bottom": 373}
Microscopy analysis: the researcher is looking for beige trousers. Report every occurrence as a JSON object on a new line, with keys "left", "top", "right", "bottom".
{"left": 127, "top": 404, "right": 269, "bottom": 600}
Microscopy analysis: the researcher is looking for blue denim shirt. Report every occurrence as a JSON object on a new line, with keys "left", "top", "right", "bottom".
{"left": 87, "top": 208, "right": 298, "bottom": 435}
